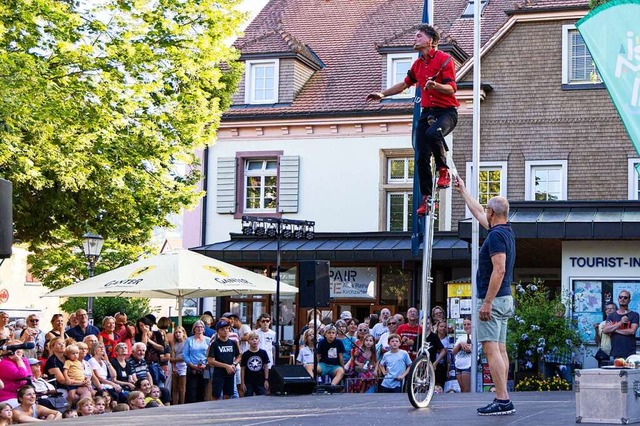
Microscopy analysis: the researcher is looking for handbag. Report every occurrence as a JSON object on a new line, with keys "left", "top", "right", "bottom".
{"left": 594, "top": 348, "right": 610, "bottom": 362}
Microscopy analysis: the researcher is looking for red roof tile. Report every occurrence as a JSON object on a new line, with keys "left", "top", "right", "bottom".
{"left": 512, "top": 0, "right": 588, "bottom": 10}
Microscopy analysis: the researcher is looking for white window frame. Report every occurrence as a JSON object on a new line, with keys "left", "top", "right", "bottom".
{"left": 386, "top": 53, "right": 417, "bottom": 99}
{"left": 386, "top": 191, "right": 413, "bottom": 232}
{"left": 525, "top": 160, "right": 567, "bottom": 201}
{"left": 464, "top": 162, "right": 508, "bottom": 214}
{"left": 387, "top": 157, "right": 414, "bottom": 184}
{"left": 628, "top": 159, "right": 640, "bottom": 200}
{"left": 244, "top": 59, "right": 279, "bottom": 104}
{"left": 562, "top": 24, "right": 601, "bottom": 85}
{"left": 244, "top": 159, "right": 278, "bottom": 213}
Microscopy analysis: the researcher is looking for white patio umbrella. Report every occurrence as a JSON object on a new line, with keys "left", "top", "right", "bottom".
{"left": 43, "top": 249, "right": 297, "bottom": 326}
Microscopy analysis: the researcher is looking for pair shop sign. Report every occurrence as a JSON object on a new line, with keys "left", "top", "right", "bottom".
{"left": 329, "top": 267, "right": 376, "bottom": 299}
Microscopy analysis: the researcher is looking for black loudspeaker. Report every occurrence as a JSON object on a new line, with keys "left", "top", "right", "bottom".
{"left": 298, "top": 260, "right": 330, "bottom": 308}
{"left": 269, "top": 364, "right": 315, "bottom": 395}
{"left": 0, "top": 179, "right": 12, "bottom": 259}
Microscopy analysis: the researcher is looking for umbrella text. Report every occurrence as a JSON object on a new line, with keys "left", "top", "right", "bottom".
{"left": 104, "top": 279, "right": 143, "bottom": 288}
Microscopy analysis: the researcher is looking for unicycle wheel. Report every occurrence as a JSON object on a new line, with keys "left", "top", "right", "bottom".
{"left": 407, "top": 355, "right": 435, "bottom": 409}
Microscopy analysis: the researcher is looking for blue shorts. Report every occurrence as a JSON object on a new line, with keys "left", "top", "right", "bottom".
{"left": 319, "top": 362, "right": 343, "bottom": 376}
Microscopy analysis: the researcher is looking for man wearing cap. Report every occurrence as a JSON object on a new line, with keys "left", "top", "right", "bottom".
{"left": 207, "top": 319, "right": 240, "bottom": 400}
{"left": 28, "top": 358, "right": 57, "bottom": 400}
{"left": 339, "top": 311, "right": 352, "bottom": 321}
{"left": 255, "top": 313, "right": 276, "bottom": 368}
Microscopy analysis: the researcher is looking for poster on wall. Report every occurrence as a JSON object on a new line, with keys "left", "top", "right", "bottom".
{"left": 329, "top": 267, "right": 376, "bottom": 299}
{"left": 573, "top": 281, "right": 602, "bottom": 312}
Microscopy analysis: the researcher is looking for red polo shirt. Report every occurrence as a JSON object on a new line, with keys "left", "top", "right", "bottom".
{"left": 404, "top": 49, "right": 459, "bottom": 109}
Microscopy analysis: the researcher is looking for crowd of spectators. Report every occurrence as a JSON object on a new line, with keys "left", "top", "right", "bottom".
{"left": 0, "top": 306, "right": 469, "bottom": 422}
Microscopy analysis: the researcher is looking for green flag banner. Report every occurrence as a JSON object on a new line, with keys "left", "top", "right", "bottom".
{"left": 577, "top": 0, "right": 640, "bottom": 172}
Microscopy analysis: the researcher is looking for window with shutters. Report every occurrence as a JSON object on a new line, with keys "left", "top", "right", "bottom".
{"left": 215, "top": 151, "right": 300, "bottom": 217}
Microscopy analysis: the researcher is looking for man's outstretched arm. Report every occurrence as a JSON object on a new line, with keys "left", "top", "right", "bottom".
{"left": 366, "top": 81, "right": 410, "bottom": 101}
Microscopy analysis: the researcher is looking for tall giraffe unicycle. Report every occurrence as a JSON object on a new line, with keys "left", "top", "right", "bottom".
{"left": 406, "top": 163, "right": 438, "bottom": 408}
{"left": 407, "top": 125, "right": 457, "bottom": 409}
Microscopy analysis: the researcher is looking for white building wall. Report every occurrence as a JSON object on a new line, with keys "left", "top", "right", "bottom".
{"left": 205, "top": 133, "right": 412, "bottom": 244}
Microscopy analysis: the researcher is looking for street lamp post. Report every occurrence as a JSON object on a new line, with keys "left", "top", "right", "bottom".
{"left": 242, "top": 216, "right": 314, "bottom": 364}
{"left": 82, "top": 232, "right": 104, "bottom": 323}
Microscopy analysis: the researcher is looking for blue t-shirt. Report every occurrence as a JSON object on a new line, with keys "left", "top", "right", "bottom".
{"left": 477, "top": 223, "right": 515, "bottom": 299}
{"left": 380, "top": 349, "right": 412, "bottom": 389}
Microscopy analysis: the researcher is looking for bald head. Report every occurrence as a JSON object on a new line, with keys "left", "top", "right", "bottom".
{"left": 487, "top": 196, "right": 509, "bottom": 218}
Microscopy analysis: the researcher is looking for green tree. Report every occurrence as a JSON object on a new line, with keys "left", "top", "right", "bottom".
{"left": 0, "top": 0, "right": 244, "bottom": 250}
{"left": 590, "top": 0, "right": 611, "bottom": 7}
{"left": 61, "top": 296, "right": 151, "bottom": 328}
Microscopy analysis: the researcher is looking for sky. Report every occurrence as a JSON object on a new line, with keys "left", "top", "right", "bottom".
{"left": 239, "top": 0, "right": 270, "bottom": 24}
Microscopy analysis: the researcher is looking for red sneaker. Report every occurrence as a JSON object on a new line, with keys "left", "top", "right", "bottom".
{"left": 437, "top": 167, "right": 450, "bottom": 189}
{"left": 416, "top": 196, "right": 429, "bottom": 217}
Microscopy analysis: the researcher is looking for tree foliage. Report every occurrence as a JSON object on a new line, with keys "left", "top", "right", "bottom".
{"left": 507, "top": 279, "right": 583, "bottom": 371}
{"left": 590, "top": 0, "right": 610, "bottom": 7}
{"left": 61, "top": 296, "right": 151, "bottom": 328}
{"left": 0, "top": 0, "right": 245, "bottom": 249}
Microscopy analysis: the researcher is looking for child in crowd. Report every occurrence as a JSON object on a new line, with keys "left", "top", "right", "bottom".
{"left": 379, "top": 333, "right": 412, "bottom": 393}
{"left": 351, "top": 334, "right": 378, "bottom": 393}
{"left": 255, "top": 314, "right": 276, "bottom": 368}
{"left": 207, "top": 320, "right": 241, "bottom": 401}
{"left": 0, "top": 402, "right": 12, "bottom": 426}
{"left": 93, "top": 396, "right": 106, "bottom": 414}
{"left": 77, "top": 397, "right": 95, "bottom": 416}
{"left": 63, "top": 344, "right": 92, "bottom": 405}
{"left": 297, "top": 328, "right": 316, "bottom": 376}
{"left": 170, "top": 326, "right": 187, "bottom": 405}
{"left": 240, "top": 332, "right": 270, "bottom": 397}
{"left": 113, "top": 403, "right": 130, "bottom": 412}
{"left": 145, "top": 385, "right": 164, "bottom": 407}
{"left": 127, "top": 391, "right": 146, "bottom": 410}
{"left": 61, "top": 409, "right": 78, "bottom": 419}
{"left": 94, "top": 389, "right": 115, "bottom": 413}
{"left": 316, "top": 325, "right": 345, "bottom": 389}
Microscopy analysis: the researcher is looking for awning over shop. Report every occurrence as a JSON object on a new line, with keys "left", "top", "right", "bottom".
{"left": 458, "top": 201, "right": 640, "bottom": 241}
{"left": 191, "top": 231, "right": 470, "bottom": 263}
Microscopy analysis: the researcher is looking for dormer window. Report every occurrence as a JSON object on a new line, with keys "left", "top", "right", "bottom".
{"left": 386, "top": 53, "right": 417, "bottom": 98}
{"left": 245, "top": 59, "right": 280, "bottom": 104}
{"left": 462, "top": 0, "right": 488, "bottom": 18}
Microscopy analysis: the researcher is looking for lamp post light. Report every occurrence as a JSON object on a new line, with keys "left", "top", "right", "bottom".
{"left": 241, "top": 216, "right": 314, "bottom": 364}
{"left": 82, "top": 232, "right": 104, "bottom": 322}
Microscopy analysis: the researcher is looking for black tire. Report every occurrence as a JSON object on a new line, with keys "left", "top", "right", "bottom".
{"left": 407, "top": 355, "right": 435, "bottom": 409}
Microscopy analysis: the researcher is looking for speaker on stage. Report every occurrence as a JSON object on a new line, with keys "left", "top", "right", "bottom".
{"left": 298, "top": 260, "right": 330, "bottom": 308}
{"left": 269, "top": 364, "right": 315, "bottom": 395}
{"left": 0, "top": 179, "right": 12, "bottom": 259}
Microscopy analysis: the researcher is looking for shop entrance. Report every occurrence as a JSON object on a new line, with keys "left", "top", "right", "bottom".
{"left": 337, "top": 304, "right": 373, "bottom": 323}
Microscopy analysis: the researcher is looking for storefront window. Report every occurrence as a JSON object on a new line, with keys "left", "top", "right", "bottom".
{"left": 573, "top": 279, "right": 640, "bottom": 344}
{"left": 380, "top": 265, "right": 409, "bottom": 311}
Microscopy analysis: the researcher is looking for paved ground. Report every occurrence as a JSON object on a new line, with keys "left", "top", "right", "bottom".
{"left": 55, "top": 391, "right": 589, "bottom": 425}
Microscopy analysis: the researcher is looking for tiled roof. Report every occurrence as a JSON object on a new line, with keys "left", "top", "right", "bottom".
{"left": 224, "top": 0, "right": 588, "bottom": 120}
{"left": 511, "top": 0, "right": 589, "bottom": 10}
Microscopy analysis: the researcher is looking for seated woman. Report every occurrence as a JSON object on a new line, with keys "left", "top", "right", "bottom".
{"left": 134, "top": 378, "right": 160, "bottom": 408}
{"left": 97, "top": 316, "right": 119, "bottom": 360}
{"left": 0, "top": 349, "right": 30, "bottom": 407}
{"left": 43, "top": 314, "right": 68, "bottom": 360}
{"left": 126, "top": 391, "right": 146, "bottom": 411}
{"left": 109, "top": 343, "right": 135, "bottom": 399}
{"left": 88, "top": 342, "right": 122, "bottom": 402}
{"left": 12, "top": 385, "right": 61, "bottom": 422}
{"left": 43, "top": 337, "right": 67, "bottom": 391}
